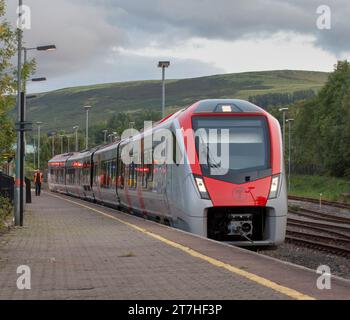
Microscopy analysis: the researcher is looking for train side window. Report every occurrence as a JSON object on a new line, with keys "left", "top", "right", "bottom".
{"left": 129, "top": 161, "right": 136, "bottom": 188}
{"left": 111, "top": 160, "right": 117, "bottom": 187}
{"left": 94, "top": 163, "right": 99, "bottom": 186}
{"left": 117, "top": 157, "right": 125, "bottom": 189}
{"left": 143, "top": 149, "right": 153, "bottom": 189}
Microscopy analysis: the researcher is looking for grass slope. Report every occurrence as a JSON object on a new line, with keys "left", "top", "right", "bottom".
{"left": 289, "top": 174, "right": 350, "bottom": 202}
{"left": 27, "top": 70, "right": 328, "bottom": 132}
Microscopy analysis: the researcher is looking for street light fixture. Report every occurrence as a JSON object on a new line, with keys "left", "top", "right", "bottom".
{"left": 158, "top": 61, "right": 170, "bottom": 118}
{"left": 83, "top": 106, "right": 92, "bottom": 149}
{"left": 278, "top": 107, "right": 289, "bottom": 157}
{"left": 286, "top": 118, "right": 294, "bottom": 190}
{"left": 36, "top": 45, "right": 56, "bottom": 51}
{"left": 73, "top": 126, "right": 79, "bottom": 151}
{"left": 31, "top": 77, "right": 47, "bottom": 82}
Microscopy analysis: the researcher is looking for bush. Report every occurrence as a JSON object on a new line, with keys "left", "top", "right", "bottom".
{"left": 0, "top": 196, "right": 13, "bottom": 228}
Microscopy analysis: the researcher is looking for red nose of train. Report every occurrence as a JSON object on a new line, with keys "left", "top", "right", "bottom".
{"left": 203, "top": 176, "right": 272, "bottom": 206}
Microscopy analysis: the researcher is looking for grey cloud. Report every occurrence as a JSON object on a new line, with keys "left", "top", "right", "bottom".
{"left": 3, "top": 0, "right": 349, "bottom": 92}
{"left": 27, "top": 51, "right": 223, "bottom": 93}
{"left": 5, "top": 0, "right": 124, "bottom": 78}
{"left": 102, "top": 0, "right": 350, "bottom": 55}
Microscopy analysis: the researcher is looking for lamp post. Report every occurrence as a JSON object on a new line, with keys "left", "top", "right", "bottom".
{"left": 102, "top": 129, "right": 108, "bottom": 144}
{"left": 157, "top": 61, "right": 170, "bottom": 118}
{"left": 286, "top": 118, "right": 294, "bottom": 190}
{"left": 278, "top": 107, "right": 289, "bottom": 157}
{"left": 73, "top": 126, "right": 79, "bottom": 151}
{"left": 51, "top": 134, "right": 55, "bottom": 157}
{"left": 67, "top": 136, "right": 70, "bottom": 153}
{"left": 59, "top": 135, "right": 65, "bottom": 154}
{"left": 84, "top": 106, "right": 92, "bottom": 149}
{"left": 33, "top": 135, "right": 36, "bottom": 169}
{"left": 36, "top": 122, "right": 43, "bottom": 170}
{"left": 14, "top": 0, "right": 23, "bottom": 226}
{"left": 14, "top": 1, "right": 54, "bottom": 226}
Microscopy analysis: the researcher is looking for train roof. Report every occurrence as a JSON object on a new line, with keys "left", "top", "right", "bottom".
{"left": 193, "top": 99, "right": 265, "bottom": 113}
{"left": 48, "top": 152, "right": 76, "bottom": 163}
{"left": 65, "top": 149, "right": 96, "bottom": 165}
{"left": 94, "top": 141, "right": 119, "bottom": 155}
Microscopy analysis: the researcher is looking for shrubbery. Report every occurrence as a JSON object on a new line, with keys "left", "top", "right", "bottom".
{"left": 0, "top": 196, "right": 13, "bottom": 229}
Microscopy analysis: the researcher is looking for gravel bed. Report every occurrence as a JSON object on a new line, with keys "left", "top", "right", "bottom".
{"left": 259, "top": 242, "right": 350, "bottom": 280}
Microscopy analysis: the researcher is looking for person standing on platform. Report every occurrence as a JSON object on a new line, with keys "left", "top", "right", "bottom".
{"left": 34, "top": 169, "right": 43, "bottom": 196}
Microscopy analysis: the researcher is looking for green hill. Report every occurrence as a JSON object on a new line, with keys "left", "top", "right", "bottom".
{"left": 27, "top": 70, "right": 328, "bottom": 132}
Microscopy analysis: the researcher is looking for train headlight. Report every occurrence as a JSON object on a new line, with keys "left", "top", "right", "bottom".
{"left": 269, "top": 174, "right": 280, "bottom": 199}
{"left": 193, "top": 175, "right": 210, "bottom": 200}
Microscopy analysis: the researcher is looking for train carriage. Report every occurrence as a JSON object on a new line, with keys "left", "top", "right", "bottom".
{"left": 65, "top": 150, "right": 95, "bottom": 200}
{"left": 92, "top": 143, "right": 119, "bottom": 207}
{"left": 48, "top": 153, "right": 75, "bottom": 194}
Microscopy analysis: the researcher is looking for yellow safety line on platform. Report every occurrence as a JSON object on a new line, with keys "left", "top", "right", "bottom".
{"left": 48, "top": 192, "right": 315, "bottom": 300}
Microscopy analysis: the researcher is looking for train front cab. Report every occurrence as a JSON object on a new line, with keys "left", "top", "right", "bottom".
{"left": 177, "top": 99, "right": 288, "bottom": 247}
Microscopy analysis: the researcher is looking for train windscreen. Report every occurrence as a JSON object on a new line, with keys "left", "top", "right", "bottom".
{"left": 192, "top": 116, "right": 271, "bottom": 184}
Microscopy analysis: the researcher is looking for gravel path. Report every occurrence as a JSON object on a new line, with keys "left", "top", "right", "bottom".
{"left": 260, "top": 242, "right": 350, "bottom": 280}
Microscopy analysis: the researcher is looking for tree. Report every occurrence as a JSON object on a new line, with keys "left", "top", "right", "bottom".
{"left": 0, "top": 0, "right": 16, "bottom": 160}
{"left": 291, "top": 61, "right": 350, "bottom": 177}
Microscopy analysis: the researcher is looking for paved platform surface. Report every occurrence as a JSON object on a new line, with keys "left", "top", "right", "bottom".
{"left": 0, "top": 192, "right": 349, "bottom": 300}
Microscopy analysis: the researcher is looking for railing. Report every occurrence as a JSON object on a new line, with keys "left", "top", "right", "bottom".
{"left": 0, "top": 172, "right": 14, "bottom": 202}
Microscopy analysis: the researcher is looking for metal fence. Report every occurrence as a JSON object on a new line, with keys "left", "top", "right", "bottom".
{"left": 0, "top": 172, "right": 14, "bottom": 202}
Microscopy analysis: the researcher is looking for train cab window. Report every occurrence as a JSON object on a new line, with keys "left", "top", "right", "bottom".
{"left": 192, "top": 116, "right": 271, "bottom": 184}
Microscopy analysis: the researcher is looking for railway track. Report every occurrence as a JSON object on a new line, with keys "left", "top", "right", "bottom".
{"left": 289, "top": 195, "right": 350, "bottom": 210}
{"left": 287, "top": 220, "right": 350, "bottom": 240}
{"left": 288, "top": 216, "right": 350, "bottom": 233}
{"left": 287, "top": 211, "right": 350, "bottom": 256}
{"left": 285, "top": 235, "right": 350, "bottom": 257}
{"left": 289, "top": 208, "right": 350, "bottom": 225}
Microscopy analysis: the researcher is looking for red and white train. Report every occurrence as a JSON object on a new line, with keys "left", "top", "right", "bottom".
{"left": 48, "top": 99, "right": 287, "bottom": 247}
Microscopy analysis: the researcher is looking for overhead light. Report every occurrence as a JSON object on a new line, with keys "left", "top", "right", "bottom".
{"left": 158, "top": 61, "right": 170, "bottom": 68}
{"left": 31, "top": 77, "right": 46, "bottom": 82}
{"left": 36, "top": 45, "right": 56, "bottom": 51}
{"left": 221, "top": 105, "right": 232, "bottom": 112}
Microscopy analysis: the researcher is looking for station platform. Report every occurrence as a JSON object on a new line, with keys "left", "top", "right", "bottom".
{"left": 0, "top": 191, "right": 349, "bottom": 300}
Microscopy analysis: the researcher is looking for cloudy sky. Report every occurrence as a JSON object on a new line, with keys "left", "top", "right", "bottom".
{"left": 4, "top": 0, "right": 350, "bottom": 92}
